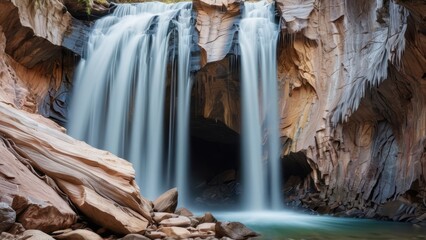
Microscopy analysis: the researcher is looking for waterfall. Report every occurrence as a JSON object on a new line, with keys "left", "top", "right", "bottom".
{"left": 239, "top": 0, "right": 282, "bottom": 210}
{"left": 68, "top": 2, "right": 193, "bottom": 201}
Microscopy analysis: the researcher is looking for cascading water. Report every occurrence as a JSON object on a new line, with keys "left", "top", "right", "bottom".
{"left": 239, "top": 0, "right": 282, "bottom": 210}
{"left": 68, "top": 2, "right": 193, "bottom": 201}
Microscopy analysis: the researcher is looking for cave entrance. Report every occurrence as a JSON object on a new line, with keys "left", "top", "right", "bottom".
{"left": 188, "top": 117, "right": 241, "bottom": 209}
{"left": 281, "top": 151, "right": 313, "bottom": 205}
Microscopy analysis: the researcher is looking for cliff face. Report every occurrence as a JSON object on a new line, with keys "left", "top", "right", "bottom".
{"left": 0, "top": 0, "right": 425, "bottom": 230}
{"left": 275, "top": 0, "right": 425, "bottom": 218}
{"left": 0, "top": 0, "right": 76, "bottom": 124}
{"left": 194, "top": 0, "right": 426, "bottom": 219}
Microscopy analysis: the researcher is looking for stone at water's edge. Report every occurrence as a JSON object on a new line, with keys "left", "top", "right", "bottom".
{"left": 175, "top": 207, "right": 194, "bottom": 217}
{"left": 153, "top": 188, "right": 178, "bottom": 213}
{"left": 215, "top": 222, "right": 259, "bottom": 240}
{"left": 197, "top": 212, "right": 217, "bottom": 223}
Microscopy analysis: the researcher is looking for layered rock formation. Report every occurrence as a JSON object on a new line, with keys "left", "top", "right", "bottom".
{"left": 0, "top": 0, "right": 152, "bottom": 235}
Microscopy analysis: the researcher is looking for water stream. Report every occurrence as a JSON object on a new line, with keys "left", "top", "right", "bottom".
{"left": 239, "top": 0, "right": 282, "bottom": 210}
{"left": 68, "top": 2, "right": 193, "bottom": 201}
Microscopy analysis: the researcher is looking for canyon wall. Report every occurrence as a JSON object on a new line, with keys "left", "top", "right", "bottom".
{"left": 195, "top": 0, "right": 426, "bottom": 220}
{"left": 0, "top": 0, "right": 424, "bottom": 232}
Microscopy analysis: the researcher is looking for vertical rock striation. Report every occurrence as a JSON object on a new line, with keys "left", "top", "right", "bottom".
{"left": 193, "top": 0, "right": 426, "bottom": 218}
{"left": 193, "top": 0, "right": 241, "bottom": 67}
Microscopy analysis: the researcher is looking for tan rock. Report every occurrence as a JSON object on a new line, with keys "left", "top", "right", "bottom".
{"left": 194, "top": 0, "right": 241, "bottom": 66}
{"left": 0, "top": 139, "right": 76, "bottom": 233}
{"left": 175, "top": 207, "right": 194, "bottom": 217}
{"left": 153, "top": 188, "right": 178, "bottom": 213}
{"left": 0, "top": 232, "right": 16, "bottom": 240}
{"left": 153, "top": 212, "right": 178, "bottom": 223}
{"left": 54, "top": 229, "right": 102, "bottom": 240}
{"left": 159, "top": 227, "right": 190, "bottom": 239}
{"left": 197, "top": 212, "right": 217, "bottom": 223}
{"left": 215, "top": 222, "right": 258, "bottom": 240}
{"left": 197, "top": 223, "right": 216, "bottom": 232}
{"left": 0, "top": 102, "right": 152, "bottom": 234}
{"left": 121, "top": 233, "right": 150, "bottom": 240}
{"left": 144, "top": 231, "right": 167, "bottom": 239}
{"left": 159, "top": 216, "right": 191, "bottom": 227}
{"left": 193, "top": 57, "right": 241, "bottom": 133}
{"left": 22, "top": 229, "right": 55, "bottom": 240}
{"left": 0, "top": 0, "right": 71, "bottom": 68}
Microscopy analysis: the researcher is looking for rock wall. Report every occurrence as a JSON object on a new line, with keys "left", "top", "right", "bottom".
{"left": 194, "top": 0, "right": 426, "bottom": 220}
{"left": 0, "top": 0, "right": 77, "bottom": 124}
{"left": 0, "top": 0, "right": 424, "bottom": 230}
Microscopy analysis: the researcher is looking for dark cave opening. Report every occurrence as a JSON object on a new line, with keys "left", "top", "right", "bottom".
{"left": 188, "top": 117, "right": 241, "bottom": 209}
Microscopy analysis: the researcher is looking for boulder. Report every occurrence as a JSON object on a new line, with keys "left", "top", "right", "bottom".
{"left": 21, "top": 229, "right": 55, "bottom": 240}
{"left": 153, "top": 188, "right": 178, "bottom": 213}
{"left": 53, "top": 229, "right": 103, "bottom": 240}
{"left": 159, "top": 216, "right": 191, "bottom": 227}
{"left": 0, "top": 102, "right": 152, "bottom": 234}
{"left": 144, "top": 231, "right": 167, "bottom": 239}
{"left": 153, "top": 212, "right": 178, "bottom": 223}
{"left": 197, "top": 212, "right": 217, "bottom": 223}
{"left": 215, "top": 222, "right": 258, "bottom": 240}
{"left": 0, "top": 202, "right": 15, "bottom": 232}
{"left": 0, "top": 139, "right": 76, "bottom": 232}
{"left": 197, "top": 223, "right": 216, "bottom": 232}
{"left": 159, "top": 227, "right": 191, "bottom": 239}
{"left": 120, "top": 233, "right": 150, "bottom": 240}
{"left": 175, "top": 207, "right": 194, "bottom": 217}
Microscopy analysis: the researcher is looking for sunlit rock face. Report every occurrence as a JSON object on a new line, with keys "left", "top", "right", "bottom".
{"left": 193, "top": 0, "right": 241, "bottom": 67}
{"left": 277, "top": 0, "right": 426, "bottom": 211}
{"left": 0, "top": 0, "right": 75, "bottom": 124}
{"left": 0, "top": 0, "right": 424, "bottom": 225}
{"left": 194, "top": 0, "right": 426, "bottom": 217}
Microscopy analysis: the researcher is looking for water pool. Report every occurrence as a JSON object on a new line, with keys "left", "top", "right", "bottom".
{"left": 213, "top": 211, "right": 426, "bottom": 240}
